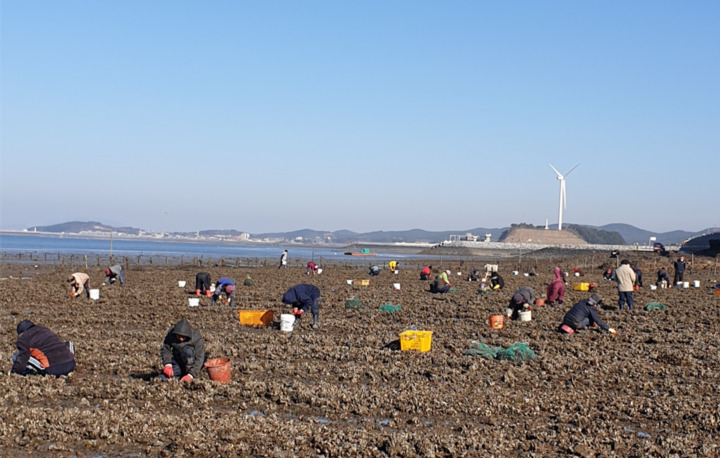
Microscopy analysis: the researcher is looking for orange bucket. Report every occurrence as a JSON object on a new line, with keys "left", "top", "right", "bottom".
{"left": 204, "top": 358, "right": 231, "bottom": 383}
{"left": 489, "top": 315, "right": 504, "bottom": 330}
{"left": 535, "top": 298, "right": 545, "bottom": 307}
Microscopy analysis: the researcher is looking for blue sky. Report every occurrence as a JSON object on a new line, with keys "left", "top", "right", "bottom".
{"left": 2, "top": 1, "right": 718, "bottom": 234}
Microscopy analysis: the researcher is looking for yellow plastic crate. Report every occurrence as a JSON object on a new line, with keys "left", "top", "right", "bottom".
{"left": 399, "top": 331, "right": 433, "bottom": 352}
{"left": 573, "top": 283, "right": 590, "bottom": 291}
{"left": 354, "top": 279, "right": 370, "bottom": 286}
{"left": 238, "top": 310, "right": 274, "bottom": 327}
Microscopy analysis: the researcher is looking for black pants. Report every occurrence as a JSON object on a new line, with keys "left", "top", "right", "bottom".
{"left": 195, "top": 272, "right": 211, "bottom": 292}
{"left": 673, "top": 271, "right": 684, "bottom": 284}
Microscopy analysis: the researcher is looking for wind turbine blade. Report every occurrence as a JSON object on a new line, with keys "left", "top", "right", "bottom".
{"left": 549, "top": 164, "right": 562, "bottom": 177}
{"left": 564, "top": 163, "right": 581, "bottom": 177}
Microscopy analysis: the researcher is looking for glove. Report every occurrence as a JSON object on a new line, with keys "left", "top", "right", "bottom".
{"left": 180, "top": 374, "right": 193, "bottom": 382}
{"left": 493, "top": 284, "right": 500, "bottom": 290}
{"left": 162, "top": 365, "right": 174, "bottom": 378}
{"left": 608, "top": 328, "right": 616, "bottom": 334}
{"left": 293, "top": 308, "right": 304, "bottom": 317}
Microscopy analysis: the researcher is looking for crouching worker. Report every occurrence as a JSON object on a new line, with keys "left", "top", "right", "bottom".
{"left": 559, "top": 294, "right": 616, "bottom": 335}
{"left": 158, "top": 318, "right": 205, "bottom": 382}
{"left": 546, "top": 267, "right": 565, "bottom": 306}
{"left": 420, "top": 265, "right": 432, "bottom": 281}
{"left": 369, "top": 265, "right": 381, "bottom": 276}
{"left": 489, "top": 271, "right": 504, "bottom": 290}
{"left": 11, "top": 320, "right": 75, "bottom": 376}
{"left": 68, "top": 272, "right": 90, "bottom": 299}
{"left": 506, "top": 287, "right": 535, "bottom": 320}
{"left": 103, "top": 264, "right": 125, "bottom": 286}
{"left": 282, "top": 284, "right": 321, "bottom": 329}
{"left": 211, "top": 278, "right": 235, "bottom": 307}
{"left": 430, "top": 270, "right": 452, "bottom": 293}
{"left": 195, "top": 272, "right": 212, "bottom": 297}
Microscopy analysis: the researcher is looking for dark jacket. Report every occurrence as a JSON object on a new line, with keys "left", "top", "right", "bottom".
{"left": 282, "top": 284, "right": 320, "bottom": 309}
{"left": 562, "top": 299, "right": 609, "bottom": 331}
{"left": 657, "top": 268, "right": 670, "bottom": 285}
{"left": 489, "top": 272, "right": 504, "bottom": 289}
{"left": 12, "top": 322, "right": 75, "bottom": 375}
{"left": 673, "top": 259, "right": 686, "bottom": 274}
{"left": 160, "top": 319, "right": 205, "bottom": 377}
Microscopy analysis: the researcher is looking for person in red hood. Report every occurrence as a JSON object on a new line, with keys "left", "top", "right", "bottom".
{"left": 546, "top": 267, "right": 566, "bottom": 306}
{"left": 420, "top": 265, "right": 432, "bottom": 281}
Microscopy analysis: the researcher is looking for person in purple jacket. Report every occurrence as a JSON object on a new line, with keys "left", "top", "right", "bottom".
{"left": 211, "top": 278, "right": 235, "bottom": 307}
{"left": 282, "top": 284, "right": 321, "bottom": 329}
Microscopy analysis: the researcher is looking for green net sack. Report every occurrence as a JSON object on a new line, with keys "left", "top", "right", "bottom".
{"left": 379, "top": 303, "right": 402, "bottom": 313}
{"left": 465, "top": 341, "right": 537, "bottom": 362}
{"left": 644, "top": 302, "right": 667, "bottom": 311}
{"left": 344, "top": 297, "right": 363, "bottom": 310}
{"left": 243, "top": 278, "right": 255, "bottom": 286}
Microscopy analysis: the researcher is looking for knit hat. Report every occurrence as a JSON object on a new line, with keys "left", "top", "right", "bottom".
{"left": 512, "top": 293, "right": 525, "bottom": 304}
{"left": 105, "top": 268, "right": 111, "bottom": 276}
{"left": 17, "top": 320, "right": 35, "bottom": 335}
{"left": 588, "top": 294, "right": 602, "bottom": 306}
{"left": 225, "top": 284, "right": 235, "bottom": 294}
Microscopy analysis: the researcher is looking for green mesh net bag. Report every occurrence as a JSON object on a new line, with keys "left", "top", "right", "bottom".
{"left": 644, "top": 302, "right": 667, "bottom": 311}
{"left": 465, "top": 341, "right": 537, "bottom": 362}
{"left": 344, "top": 297, "right": 363, "bottom": 310}
{"left": 379, "top": 303, "right": 402, "bottom": 313}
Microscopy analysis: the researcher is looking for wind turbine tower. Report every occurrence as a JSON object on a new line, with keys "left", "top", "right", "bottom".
{"left": 549, "top": 163, "right": 580, "bottom": 231}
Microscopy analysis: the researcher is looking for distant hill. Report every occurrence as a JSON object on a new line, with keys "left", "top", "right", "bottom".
{"left": 30, "top": 221, "right": 142, "bottom": 236}
{"left": 23, "top": 221, "right": 713, "bottom": 245}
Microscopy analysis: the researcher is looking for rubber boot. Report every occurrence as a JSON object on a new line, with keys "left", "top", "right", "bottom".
{"left": 312, "top": 314, "right": 319, "bottom": 329}
{"left": 206, "top": 290, "right": 212, "bottom": 297}
{"left": 195, "top": 289, "right": 201, "bottom": 296}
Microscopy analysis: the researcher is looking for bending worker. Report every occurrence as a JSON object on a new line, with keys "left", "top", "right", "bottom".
{"left": 11, "top": 320, "right": 76, "bottom": 376}
{"left": 420, "top": 265, "right": 432, "bottom": 281}
{"left": 506, "top": 286, "right": 535, "bottom": 320}
{"left": 282, "top": 284, "right": 321, "bottom": 329}
{"left": 195, "top": 272, "right": 212, "bottom": 297}
{"left": 559, "top": 294, "right": 616, "bottom": 335}
{"left": 103, "top": 264, "right": 125, "bottom": 286}
{"left": 430, "top": 270, "right": 452, "bottom": 294}
{"left": 68, "top": 272, "right": 90, "bottom": 299}
{"left": 159, "top": 318, "right": 205, "bottom": 382}
{"left": 489, "top": 271, "right": 505, "bottom": 290}
{"left": 546, "top": 267, "right": 565, "bottom": 306}
{"left": 211, "top": 277, "right": 235, "bottom": 307}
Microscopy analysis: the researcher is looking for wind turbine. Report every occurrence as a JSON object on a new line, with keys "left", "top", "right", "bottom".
{"left": 549, "top": 163, "right": 580, "bottom": 231}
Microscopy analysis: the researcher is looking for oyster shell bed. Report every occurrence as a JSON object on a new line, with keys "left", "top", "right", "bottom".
{"left": 1, "top": 254, "right": 719, "bottom": 456}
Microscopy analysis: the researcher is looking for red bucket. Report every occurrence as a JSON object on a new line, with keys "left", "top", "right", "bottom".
{"left": 204, "top": 358, "right": 231, "bottom": 383}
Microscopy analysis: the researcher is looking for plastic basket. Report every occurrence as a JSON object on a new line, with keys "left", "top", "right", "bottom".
{"left": 238, "top": 310, "right": 274, "bottom": 326}
{"left": 355, "top": 279, "right": 370, "bottom": 286}
{"left": 399, "top": 331, "right": 433, "bottom": 352}
{"left": 573, "top": 283, "right": 590, "bottom": 291}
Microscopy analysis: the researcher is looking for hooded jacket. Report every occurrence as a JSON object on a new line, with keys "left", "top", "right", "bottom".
{"left": 11, "top": 321, "right": 75, "bottom": 374}
{"left": 546, "top": 267, "right": 565, "bottom": 303}
{"left": 160, "top": 319, "right": 205, "bottom": 377}
{"left": 489, "top": 272, "right": 504, "bottom": 289}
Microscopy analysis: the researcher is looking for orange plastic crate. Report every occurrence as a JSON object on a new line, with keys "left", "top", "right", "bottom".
{"left": 399, "top": 331, "right": 433, "bottom": 352}
{"left": 238, "top": 310, "right": 274, "bottom": 327}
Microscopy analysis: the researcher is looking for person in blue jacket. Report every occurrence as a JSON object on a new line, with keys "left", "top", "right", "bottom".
{"left": 282, "top": 284, "right": 321, "bottom": 329}
{"left": 211, "top": 278, "right": 235, "bottom": 307}
{"left": 559, "top": 294, "right": 616, "bottom": 334}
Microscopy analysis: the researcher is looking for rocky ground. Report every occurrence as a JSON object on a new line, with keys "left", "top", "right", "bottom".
{"left": 1, "top": 253, "right": 719, "bottom": 456}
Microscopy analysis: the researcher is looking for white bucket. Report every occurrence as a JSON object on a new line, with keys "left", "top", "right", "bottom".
{"left": 178, "top": 281, "right": 186, "bottom": 287}
{"left": 523, "top": 273, "right": 529, "bottom": 277}
{"left": 392, "top": 283, "right": 401, "bottom": 291}
{"left": 317, "top": 268, "right": 322, "bottom": 275}
{"left": 693, "top": 280, "right": 700, "bottom": 287}
{"left": 575, "top": 272, "right": 580, "bottom": 277}
{"left": 280, "top": 314, "right": 295, "bottom": 332}
{"left": 89, "top": 289, "right": 100, "bottom": 300}
{"left": 649, "top": 285, "right": 657, "bottom": 290}
{"left": 519, "top": 310, "right": 532, "bottom": 322}
{"left": 512, "top": 271, "right": 519, "bottom": 276}
{"left": 188, "top": 298, "right": 200, "bottom": 307}
{"left": 676, "top": 282, "right": 683, "bottom": 288}
{"left": 346, "top": 280, "right": 353, "bottom": 285}
{"left": 683, "top": 281, "right": 690, "bottom": 289}
{"left": 394, "top": 270, "right": 399, "bottom": 275}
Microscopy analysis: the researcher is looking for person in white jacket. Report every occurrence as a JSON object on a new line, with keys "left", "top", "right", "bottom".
{"left": 614, "top": 259, "right": 637, "bottom": 311}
